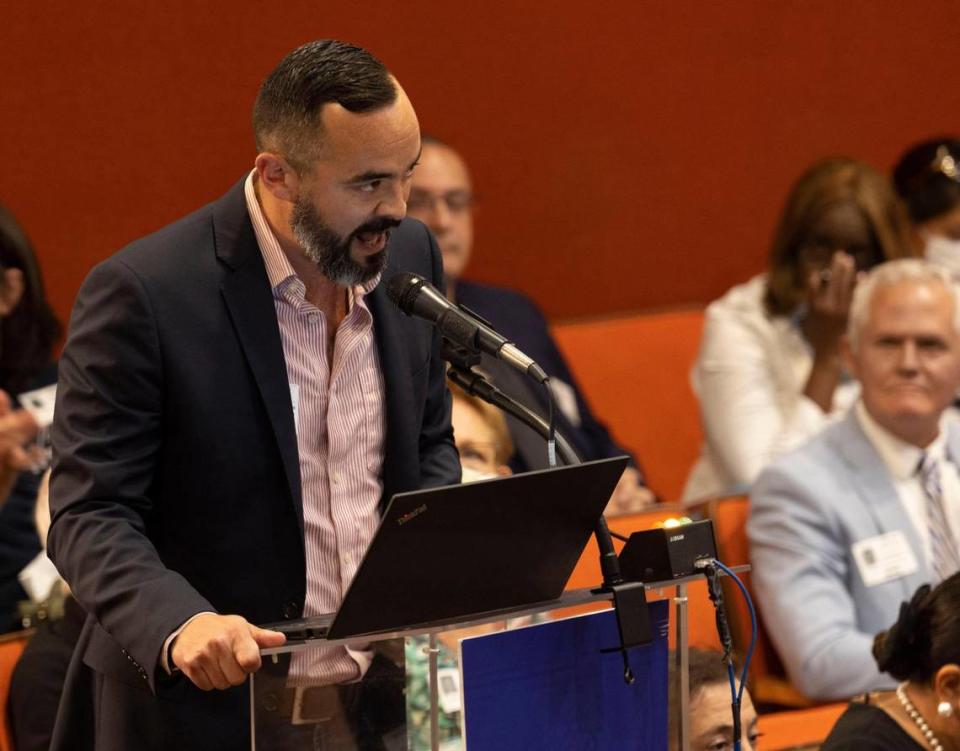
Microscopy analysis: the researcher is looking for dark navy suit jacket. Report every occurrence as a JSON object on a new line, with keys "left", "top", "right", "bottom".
{"left": 47, "top": 178, "right": 460, "bottom": 750}
{"left": 455, "top": 280, "right": 640, "bottom": 477}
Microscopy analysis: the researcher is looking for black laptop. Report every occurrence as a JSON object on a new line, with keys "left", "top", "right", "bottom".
{"left": 269, "top": 456, "right": 628, "bottom": 641}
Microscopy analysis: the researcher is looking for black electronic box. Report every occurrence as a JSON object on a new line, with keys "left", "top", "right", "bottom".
{"left": 618, "top": 519, "right": 718, "bottom": 582}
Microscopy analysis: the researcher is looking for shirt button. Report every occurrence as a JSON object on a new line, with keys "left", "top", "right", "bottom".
{"left": 281, "top": 601, "right": 300, "bottom": 619}
{"left": 332, "top": 473, "right": 340, "bottom": 485}
{"left": 308, "top": 313, "right": 319, "bottom": 324}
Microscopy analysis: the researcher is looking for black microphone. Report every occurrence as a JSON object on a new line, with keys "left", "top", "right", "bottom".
{"left": 387, "top": 272, "right": 548, "bottom": 384}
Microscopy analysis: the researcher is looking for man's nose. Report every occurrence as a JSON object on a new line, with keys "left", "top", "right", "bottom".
{"left": 377, "top": 183, "right": 407, "bottom": 220}
{"left": 424, "top": 196, "right": 454, "bottom": 233}
{"left": 898, "top": 341, "right": 920, "bottom": 372}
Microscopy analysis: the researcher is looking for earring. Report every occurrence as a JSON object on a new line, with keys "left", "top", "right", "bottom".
{"left": 938, "top": 701, "right": 954, "bottom": 718}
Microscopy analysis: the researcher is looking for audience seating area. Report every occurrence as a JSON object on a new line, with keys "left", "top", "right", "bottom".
{"left": 552, "top": 307, "right": 704, "bottom": 502}
{"left": 557, "top": 307, "right": 849, "bottom": 748}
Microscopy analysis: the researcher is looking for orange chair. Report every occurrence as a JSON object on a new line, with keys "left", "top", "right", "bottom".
{"left": 563, "top": 505, "right": 720, "bottom": 650}
{"left": 757, "top": 702, "right": 847, "bottom": 750}
{"left": 552, "top": 307, "right": 704, "bottom": 502}
{"left": 701, "top": 495, "right": 813, "bottom": 709}
{"left": 0, "top": 629, "right": 33, "bottom": 751}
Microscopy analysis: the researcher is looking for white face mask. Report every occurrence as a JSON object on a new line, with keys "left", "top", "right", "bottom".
{"left": 460, "top": 465, "right": 498, "bottom": 484}
{"left": 924, "top": 232, "right": 960, "bottom": 279}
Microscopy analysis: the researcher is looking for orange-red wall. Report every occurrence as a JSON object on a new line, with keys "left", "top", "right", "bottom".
{"left": 4, "top": 1, "right": 959, "bottom": 326}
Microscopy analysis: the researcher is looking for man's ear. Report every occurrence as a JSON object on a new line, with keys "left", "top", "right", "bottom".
{"left": 254, "top": 153, "right": 300, "bottom": 203}
{"left": 0, "top": 268, "right": 25, "bottom": 316}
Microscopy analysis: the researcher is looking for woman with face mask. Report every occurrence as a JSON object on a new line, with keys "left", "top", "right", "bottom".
{"left": 894, "top": 138, "right": 960, "bottom": 278}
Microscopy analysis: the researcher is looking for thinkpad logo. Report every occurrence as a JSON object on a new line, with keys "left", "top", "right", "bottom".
{"left": 397, "top": 504, "right": 428, "bottom": 526}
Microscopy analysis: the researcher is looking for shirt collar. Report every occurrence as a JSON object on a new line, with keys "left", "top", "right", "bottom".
{"left": 855, "top": 400, "right": 949, "bottom": 481}
{"left": 243, "top": 169, "right": 382, "bottom": 305}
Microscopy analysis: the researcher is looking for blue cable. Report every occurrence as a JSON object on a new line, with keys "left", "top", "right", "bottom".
{"left": 713, "top": 559, "right": 758, "bottom": 705}
{"left": 725, "top": 660, "right": 741, "bottom": 751}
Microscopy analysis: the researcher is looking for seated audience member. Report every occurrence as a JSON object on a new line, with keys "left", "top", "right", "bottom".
{"left": 894, "top": 137, "right": 960, "bottom": 277}
{"left": 0, "top": 202, "right": 60, "bottom": 632}
{"left": 822, "top": 573, "right": 960, "bottom": 751}
{"left": 449, "top": 380, "right": 514, "bottom": 482}
{"left": 8, "top": 471, "right": 84, "bottom": 751}
{"left": 683, "top": 158, "right": 912, "bottom": 502}
{"left": 669, "top": 648, "right": 759, "bottom": 751}
{"left": 749, "top": 259, "right": 960, "bottom": 700}
{"left": 407, "top": 137, "right": 654, "bottom": 513}
{"left": 0, "top": 392, "right": 39, "bottom": 506}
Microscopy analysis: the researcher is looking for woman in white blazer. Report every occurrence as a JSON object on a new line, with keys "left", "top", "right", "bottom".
{"left": 683, "top": 158, "right": 913, "bottom": 503}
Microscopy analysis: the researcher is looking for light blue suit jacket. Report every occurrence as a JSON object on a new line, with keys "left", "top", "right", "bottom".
{"left": 747, "top": 409, "right": 959, "bottom": 700}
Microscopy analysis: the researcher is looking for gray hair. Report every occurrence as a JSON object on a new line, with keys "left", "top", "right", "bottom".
{"left": 848, "top": 258, "right": 960, "bottom": 352}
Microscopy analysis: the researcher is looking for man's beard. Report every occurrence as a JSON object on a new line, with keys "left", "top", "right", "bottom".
{"left": 290, "top": 198, "right": 398, "bottom": 286}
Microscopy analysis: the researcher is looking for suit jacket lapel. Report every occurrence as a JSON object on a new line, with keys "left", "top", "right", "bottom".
{"left": 366, "top": 282, "right": 418, "bottom": 512}
{"left": 834, "top": 411, "right": 930, "bottom": 593}
{"left": 212, "top": 180, "right": 303, "bottom": 530}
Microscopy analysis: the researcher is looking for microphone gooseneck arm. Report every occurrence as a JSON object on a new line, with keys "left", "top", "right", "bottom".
{"left": 445, "top": 363, "right": 623, "bottom": 590}
{"left": 388, "top": 271, "right": 644, "bottom": 682}
{"left": 446, "top": 367, "right": 578, "bottom": 465}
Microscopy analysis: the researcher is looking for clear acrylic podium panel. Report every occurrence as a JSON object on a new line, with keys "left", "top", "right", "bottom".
{"left": 251, "top": 568, "right": 748, "bottom": 751}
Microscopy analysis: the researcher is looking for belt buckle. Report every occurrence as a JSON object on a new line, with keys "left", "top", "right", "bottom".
{"left": 291, "top": 684, "right": 337, "bottom": 726}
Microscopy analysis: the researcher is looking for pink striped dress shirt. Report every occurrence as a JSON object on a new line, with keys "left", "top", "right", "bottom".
{"left": 245, "top": 171, "right": 386, "bottom": 685}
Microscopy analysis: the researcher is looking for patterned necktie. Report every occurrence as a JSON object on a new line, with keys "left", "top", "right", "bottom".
{"left": 918, "top": 453, "right": 960, "bottom": 582}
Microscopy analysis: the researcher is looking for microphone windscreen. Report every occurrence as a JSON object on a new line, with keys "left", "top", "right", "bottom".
{"left": 386, "top": 272, "right": 423, "bottom": 313}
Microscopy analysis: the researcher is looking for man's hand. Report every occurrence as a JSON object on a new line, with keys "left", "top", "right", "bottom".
{"left": 605, "top": 467, "right": 657, "bottom": 517}
{"left": 171, "top": 613, "right": 286, "bottom": 691}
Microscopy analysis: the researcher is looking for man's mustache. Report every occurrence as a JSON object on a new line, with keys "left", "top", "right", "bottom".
{"left": 353, "top": 216, "right": 402, "bottom": 237}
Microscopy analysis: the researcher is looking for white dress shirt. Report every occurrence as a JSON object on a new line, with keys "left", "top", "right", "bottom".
{"left": 855, "top": 400, "right": 960, "bottom": 571}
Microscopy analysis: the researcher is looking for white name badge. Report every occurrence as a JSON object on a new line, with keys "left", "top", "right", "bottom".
{"left": 852, "top": 531, "right": 919, "bottom": 587}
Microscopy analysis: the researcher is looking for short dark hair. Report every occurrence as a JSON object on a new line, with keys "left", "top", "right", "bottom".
{"left": 893, "top": 137, "right": 960, "bottom": 224}
{"left": 668, "top": 649, "right": 740, "bottom": 743}
{"left": 764, "top": 158, "right": 912, "bottom": 317}
{"left": 0, "top": 203, "right": 61, "bottom": 393}
{"left": 874, "top": 572, "right": 960, "bottom": 685}
{"left": 252, "top": 40, "right": 397, "bottom": 171}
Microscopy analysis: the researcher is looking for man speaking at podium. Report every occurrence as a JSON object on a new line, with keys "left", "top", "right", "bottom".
{"left": 46, "top": 40, "right": 460, "bottom": 750}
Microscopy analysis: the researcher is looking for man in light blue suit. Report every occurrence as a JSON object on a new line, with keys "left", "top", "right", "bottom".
{"left": 748, "top": 258, "right": 960, "bottom": 701}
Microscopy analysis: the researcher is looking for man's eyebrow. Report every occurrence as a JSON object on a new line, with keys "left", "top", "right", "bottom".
{"left": 695, "top": 725, "right": 732, "bottom": 740}
{"left": 346, "top": 151, "right": 421, "bottom": 184}
{"left": 347, "top": 169, "right": 394, "bottom": 183}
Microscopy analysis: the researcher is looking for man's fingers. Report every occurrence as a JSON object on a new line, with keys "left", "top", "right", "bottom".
{"left": 251, "top": 626, "right": 287, "bottom": 649}
{"left": 180, "top": 662, "right": 214, "bottom": 691}
{"left": 202, "top": 661, "right": 232, "bottom": 691}
{"left": 171, "top": 615, "right": 284, "bottom": 691}
{"left": 217, "top": 648, "right": 250, "bottom": 686}
{"left": 232, "top": 630, "right": 264, "bottom": 674}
